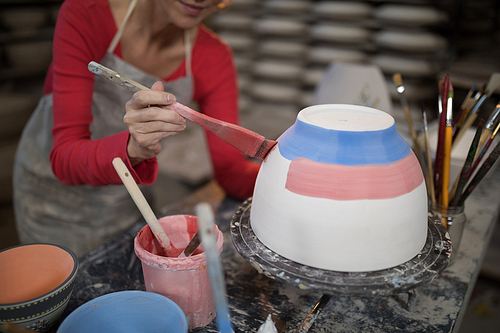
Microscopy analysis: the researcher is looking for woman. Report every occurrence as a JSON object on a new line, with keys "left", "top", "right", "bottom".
{"left": 13, "top": 0, "right": 259, "bottom": 257}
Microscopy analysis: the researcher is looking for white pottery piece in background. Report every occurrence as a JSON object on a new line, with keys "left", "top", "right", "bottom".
{"left": 250, "top": 81, "right": 302, "bottom": 104}
{"left": 307, "top": 46, "right": 367, "bottom": 65}
{"left": 252, "top": 60, "right": 304, "bottom": 81}
{"left": 312, "top": 62, "right": 392, "bottom": 115}
{"left": 0, "top": 92, "right": 37, "bottom": 139}
{"left": 6, "top": 40, "right": 53, "bottom": 73}
{"left": 210, "top": 13, "right": 254, "bottom": 30}
{"left": 218, "top": 32, "right": 253, "bottom": 51}
{"left": 374, "top": 4, "right": 449, "bottom": 26}
{"left": 251, "top": 104, "right": 428, "bottom": 272}
{"left": 371, "top": 54, "right": 438, "bottom": 77}
{"left": 254, "top": 17, "right": 308, "bottom": 36}
{"left": 262, "top": 0, "right": 311, "bottom": 13}
{"left": 2, "top": 7, "right": 47, "bottom": 32}
{"left": 302, "top": 67, "right": 327, "bottom": 87}
{"left": 311, "top": 1, "right": 373, "bottom": 20}
{"left": 374, "top": 30, "right": 448, "bottom": 53}
{"left": 257, "top": 39, "right": 307, "bottom": 59}
{"left": 309, "top": 23, "right": 372, "bottom": 43}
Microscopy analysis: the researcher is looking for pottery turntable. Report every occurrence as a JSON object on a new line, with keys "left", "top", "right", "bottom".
{"left": 230, "top": 198, "right": 451, "bottom": 332}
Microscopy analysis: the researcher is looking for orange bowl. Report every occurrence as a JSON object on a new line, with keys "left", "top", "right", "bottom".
{"left": 0, "top": 244, "right": 78, "bottom": 332}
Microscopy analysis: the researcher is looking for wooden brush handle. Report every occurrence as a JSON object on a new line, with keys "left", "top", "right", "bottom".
{"left": 112, "top": 158, "right": 173, "bottom": 255}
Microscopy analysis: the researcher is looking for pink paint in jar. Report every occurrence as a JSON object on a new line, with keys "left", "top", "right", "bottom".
{"left": 134, "top": 215, "right": 223, "bottom": 329}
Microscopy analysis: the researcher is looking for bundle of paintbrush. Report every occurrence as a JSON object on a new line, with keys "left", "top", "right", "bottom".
{"left": 393, "top": 72, "right": 500, "bottom": 219}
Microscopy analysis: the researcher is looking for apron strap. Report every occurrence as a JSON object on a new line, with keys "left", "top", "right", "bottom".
{"left": 184, "top": 29, "right": 192, "bottom": 76}
{"left": 108, "top": 0, "right": 138, "bottom": 54}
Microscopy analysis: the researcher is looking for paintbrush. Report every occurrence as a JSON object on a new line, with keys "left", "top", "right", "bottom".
{"left": 112, "top": 157, "right": 176, "bottom": 257}
{"left": 453, "top": 85, "right": 483, "bottom": 142}
{"left": 453, "top": 72, "right": 500, "bottom": 149}
{"left": 392, "top": 73, "right": 421, "bottom": 155}
{"left": 449, "top": 121, "right": 484, "bottom": 207}
{"left": 476, "top": 103, "right": 500, "bottom": 158}
{"left": 295, "top": 294, "right": 332, "bottom": 333}
{"left": 434, "top": 75, "right": 451, "bottom": 201}
{"left": 469, "top": 120, "right": 500, "bottom": 179}
{"left": 458, "top": 138, "right": 500, "bottom": 206}
{"left": 178, "top": 231, "right": 200, "bottom": 258}
{"left": 88, "top": 61, "right": 277, "bottom": 160}
{"left": 196, "top": 202, "right": 235, "bottom": 333}
{"left": 441, "top": 83, "right": 453, "bottom": 208}
{"left": 452, "top": 84, "right": 476, "bottom": 129}
{"left": 422, "top": 103, "right": 436, "bottom": 205}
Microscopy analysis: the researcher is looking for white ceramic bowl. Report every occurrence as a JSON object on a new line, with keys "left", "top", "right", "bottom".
{"left": 251, "top": 104, "right": 428, "bottom": 272}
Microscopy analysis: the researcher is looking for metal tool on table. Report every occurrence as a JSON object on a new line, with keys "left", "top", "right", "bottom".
{"left": 88, "top": 61, "right": 277, "bottom": 160}
{"left": 230, "top": 198, "right": 452, "bottom": 333}
{"left": 196, "top": 202, "right": 234, "bottom": 333}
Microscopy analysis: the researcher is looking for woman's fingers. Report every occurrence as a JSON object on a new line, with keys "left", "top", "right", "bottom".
{"left": 124, "top": 81, "right": 186, "bottom": 163}
{"left": 127, "top": 88, "right": 176, "bottom": 110}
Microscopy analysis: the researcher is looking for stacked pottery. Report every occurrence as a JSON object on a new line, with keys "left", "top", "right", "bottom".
{"left": 251, "top": 104, "right": 428, "bottom": 272}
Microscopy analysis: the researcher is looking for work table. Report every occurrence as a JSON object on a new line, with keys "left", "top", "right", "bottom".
{"left": 57, "top": 166, "right": 500, "bottom": 332}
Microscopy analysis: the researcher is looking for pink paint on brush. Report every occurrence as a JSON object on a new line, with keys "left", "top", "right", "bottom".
{"left": 285, "top": 152, "right": 423, "bottom": 200}
{"left": 134, "top": 215, "right": 223, "bottom": 329}
{"left": 168, "top": 102, "right": 277, "bottom": 159}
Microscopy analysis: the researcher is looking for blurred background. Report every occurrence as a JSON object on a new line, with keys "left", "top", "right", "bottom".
{"left": 1, "top": 0, "right": 499, "bottom": 331}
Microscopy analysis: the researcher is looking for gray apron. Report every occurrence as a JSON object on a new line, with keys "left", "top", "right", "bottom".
{"left": 13, "top": 0, "right": 194, "bottom": 257}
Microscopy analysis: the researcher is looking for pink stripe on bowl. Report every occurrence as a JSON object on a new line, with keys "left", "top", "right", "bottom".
{"left": 285, "top": 151, "right": 423, "bottom": 200}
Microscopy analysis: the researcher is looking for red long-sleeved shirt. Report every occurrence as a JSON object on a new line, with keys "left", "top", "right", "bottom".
{"left": 47, "top": 0, "right": 259, "bottom": 199}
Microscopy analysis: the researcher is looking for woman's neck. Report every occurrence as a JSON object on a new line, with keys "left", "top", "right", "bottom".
{"left": 115, "top": 0, "right": 197, "bottom": 78}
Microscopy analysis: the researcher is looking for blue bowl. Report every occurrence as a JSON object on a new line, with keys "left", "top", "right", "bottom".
{"left": 57, "top": 291, "right": 188, "bottom": 333}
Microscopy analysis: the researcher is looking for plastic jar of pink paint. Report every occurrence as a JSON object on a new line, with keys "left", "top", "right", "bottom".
{"left": 134, "top": 215, "right": 223, "bottom": 329}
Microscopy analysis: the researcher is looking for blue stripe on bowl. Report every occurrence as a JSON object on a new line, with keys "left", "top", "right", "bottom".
{"left": 278, "top": 119, "right": 410, "bottom": 165}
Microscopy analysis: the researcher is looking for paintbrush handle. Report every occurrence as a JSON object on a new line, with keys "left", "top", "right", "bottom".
{"left": 469, "top": 137, "right": 494, "bottom": 178}
{"left": 112, "top": 158, "right": 173, "bottom": 255}
{"left": 178, "top": 231, "right": 200, "bottom": 258}
{"left": 88, "top": 61, "right": 276, "bottom": 159}
{"left": 424, "top": 131, "right": 436, "bottom": 204}
{"left": 476, "top": 128, "right": 492, "bottom": 159}
{"left": 452, "top": 113, "right": 478, "bottom": 150}
{"left": 196, "top": 203, "right": 234, "bottom": 333}
{"left": 441, "top": 126, "right": 452, "bottom": 206}
{"left": 459, "top": 139, "right": 500, "bottom": 205}
{"left": 449, "top": 124, "right": 483, "bottom": 206}
{"left": 88, "top": 61, "right": 148, "bottom": 92}
{"left": 295, "top": 294, "right": 332, "bottom": 333}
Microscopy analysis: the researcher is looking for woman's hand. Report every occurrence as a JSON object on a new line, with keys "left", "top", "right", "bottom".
{"left": 124, "top": 81, "right": 186, "bottom": 166}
